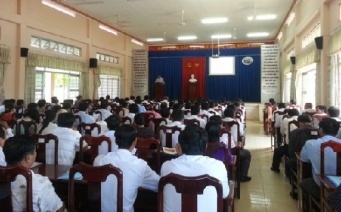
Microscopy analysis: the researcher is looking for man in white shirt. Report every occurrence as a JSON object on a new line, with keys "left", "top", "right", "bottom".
{"left": 161, "top": 124, "right": 229, "bottom": 212}
{"left": 185, "top": 105, "right": 206, "bottom": 129}
{"left": 155, "top": 75, "right": 165, "bottom": 84}
{"left": 300, "top": 118, "right": 341, "bottom": 211}
{"left": 74, "top": 101, "right": 96, "bottom": 128}
{"left": 199, "top": 102, "right": 213, "bottom": 120}
{"left": 312, "top": 105, "right": 328, "bottom": 128}
{"left": 49, "top": 113, "right": 83, "bottom": 165}
{"left": 94, "top": 124, "right": 160, "bottom": 212}
{"left": 3, "top": 136, "right": 64, "bottom": 212}
{"left": 280, "top": 109, "right": 299, "bottom": 144}
{"left": 96, "top": 100, "right": 112, "bottom": 121}
{"left": 159, "top": 110, "right": 185, "bottom": 147}
{"left": 97, "top": 114, "right": 121, "bottom": 152}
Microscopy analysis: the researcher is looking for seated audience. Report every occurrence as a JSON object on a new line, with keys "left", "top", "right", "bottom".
{"left": 0, "top": 102, "right": 16, "bottom": 122}
{"left": 200, "top": 102, "right": 213, "bottom": 119}
{"left": 0, "top": 126, "right": 6, "bottom": 166}
{"left": 125, "top": 103, "right": 139, "bottom": 123}
{"left": 301, "top": 102, "right": 316, "bottom": 114}
{"left": 98, "top": 115, "right": 121, "bottom": 152}
{"left": 300, "top": 118, "right": 341, "bottom": 211}
{"left": 161, "top": 124, "right": 229, "bottom": 211}
{"left": 94, "top": 124, "right": 160, "bottom": 211}
{"left": 184, "top": 105, "right": 206, "bottom": 129}
{"left": 312, "top": 105, "right": 328, "bottom": 128}
{"left": 49, "top": 113, "right": 83, "bottom": 165}
{"left": 73, "top": 95, "right": 82, "bottom": 108}
{"left": 74, "top": 101, "right": 96, "bottom": 127}
{"left": 14, "top": 109, "right": 39, "bottom": 136}
{"left": 38, "top": 109, "right": 57, "bottom": 135}
{"left": 134, "top": 113, "right": 154, "bottom": 138}
{"left": 160, "top": 109, "right": 172, "bottom": 126}
{"left": 280, "top": 109, "right": 300, "bottom": 145}
{"left": 3, "top": 136, "right": 64, "bottom": 211}
{"left": 96, "top": 100, "right": 112, "bottom": 121}
{"left": 37, "top": 99, "right": 46, "bottom": 114}
{"left": 135, "top": 97, "right": 146, "bottom": 113}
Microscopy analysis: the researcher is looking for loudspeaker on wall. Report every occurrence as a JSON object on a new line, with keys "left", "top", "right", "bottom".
{"left": 20, "top": 48, "right": 29, "bottom": 57}
{"left": 89, "top": 58, "right": 98, "bottom": 68}
{"left": 314, "top": 36, "right": 323, "bottom": 50}
{"left": 290, "top": 56, "right": 296, "bottom": 65}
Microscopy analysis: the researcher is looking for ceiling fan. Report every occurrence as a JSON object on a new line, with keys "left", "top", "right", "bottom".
{"left": 158, "top": 10, "right": 186, "bottom": 26}
{"left": 61, "top": 0, "right": 104, "bottom": 6}
{"left": 113, "top": 15, "right": 141, "bottom": 28}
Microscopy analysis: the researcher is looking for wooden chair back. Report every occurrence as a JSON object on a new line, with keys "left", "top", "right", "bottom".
{"left": 158, "top": 173, "right": 223, "bottom": 212}
{"left": 77, "top": 122, "right": 101, "bottom": 136}
{"left": 320, "top": 141, "right": 341, "bottom": 176}
{"left": 151, "top": 118, "right": 168, "bottom": 133}
{"left": 198, "top": 114, "right": 209, "bottom": 123}
{"left": 31, "top": 134, "right": 59, "bottom": 164}
{"left": 0, "top": 165, "right": 33, "bottom": 212}
{"left": 121, "top": 116, "right": 132, "bottom": 124}
{"left": 68, "top": 162, "right": 123, "bottom": 212}
{"left": 219, "top": 128, "right": 233, "bottom": 150}
{"left": 143, "top": 113, "right": 155, "bottom": 128}
{"left": 136, "top": 137, "right": 161, "bottom": 173}
{"left": 79, "top": 135, "right": 112, "bottom": 164}
{"left": 184, "top": 119, "right": 200, "bottom": 126}
{"left": 14, "top": 106, "right": 24, "bottom": 119}
{"left": 159, "top": 125, "right": 182, "bottom": 148}
{"left": 15, "top": 120, "right": 37, "bottom": 136}
{"left": 222, "top": 121, "right": 241, "bottom": 142}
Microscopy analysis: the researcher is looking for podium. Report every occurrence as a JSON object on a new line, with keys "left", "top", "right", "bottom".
{"left": 188, "top": 82, "right": 197, "bottom": 101}
{"left": 154, "top": 83, "right": 165, "bottom": 100}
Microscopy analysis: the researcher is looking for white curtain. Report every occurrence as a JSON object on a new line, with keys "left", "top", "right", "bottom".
{"left": 290, "top": 65, "right": 297, "bottom": 101}
{"left": 24, "top": 65, "right": 36, "bottom": 105}
{"left": 329, "top": 54, "right": 339, "bottom": 107}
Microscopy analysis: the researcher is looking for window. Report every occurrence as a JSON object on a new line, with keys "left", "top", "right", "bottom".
{"left": 35, "top": 67, "right": 80, "bottom": 103}
{"left": 98, "top": 75, "right": 120, "bottom": 98}
{"left": 31, "top": 36, "right": 81, "bottom": 56}
{"left": 96, "top": 53, "right": 119, "bottom": 64}
{"left": 301, "top": 70, "right": 316, "bottom": 107}
{"left": 284, "top": 73, "right": 292, "bottom": 103}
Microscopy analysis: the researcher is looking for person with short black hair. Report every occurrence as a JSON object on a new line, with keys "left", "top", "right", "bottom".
{"left": 161, "top": 124, "right": 229, "bottom": 211}
{"left": 74, "top": 101, "right": 95, "bottom": 127}
{"left": 280, "top": 109, "right": 300, "bottom": 144}
{"left": 3, "top": 136, "right": 64, "bottom": 211}
{"left": 300, "top": 118, "right": 341, "bottom": 211}
{"left": 49, "top": 113, "right": 83, "bottom": 165}
{"left": 134, "top": 113, "right": 155, "bottom": 138}
{"left": 328, "top": 106, "right": 340, "bottom": 121}
{"left": 184, "top": 105, "right": 206, "bottom": 128}
{"left": 38, "top": 109, "right": 57, "bottom": 135}
{"left": 96, "top": 100, "right": 112, "bottom": 121}
{"left": 94, "top": 124, "right": 160, "bottom": 211}
{"left": 97, "top": 115, "right": 121, "bottom": 152}
{"left": 74, "top": 95, "right": 82, "bottom": 108}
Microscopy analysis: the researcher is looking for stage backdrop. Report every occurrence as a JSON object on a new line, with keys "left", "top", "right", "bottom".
{"left": 149, "top": 47, "right": 261, "bottom": 102}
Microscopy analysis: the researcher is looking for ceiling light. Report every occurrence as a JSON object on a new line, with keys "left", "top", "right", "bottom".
{"left": 161, "top": 46, "right": 177, "bottom": 49}
{"left": 131, "top": 39, "right": 144, "bottom": 46}
{"left": 99, "top": 24, "right": 117, "bottom": 35}
{"left": 42, "top": 0, "right": 76, "bottom": 17}
{"left": 277, "top": 32, "right": 283, "bottom": 40}
{"left": 247, "top": 16, "right": 254, "bottom": 21}
{"left": 211, "top": 34, "right": 232, "bottom": 39}
{"left": 247, "top": 32, "right": 269, "bottom": 37}
{"left": 177, "top": 36, "right": 197, "bottom": 41}
{"left": 255, "top": 14, "right": 277, "bottom": 20}
{"left": 201, "top": 17, "right": 228, "bottom": 24}
{"left": 189, "top": 45, "right": 205, "bottom": 48}
{"left": 146, "top": 38, "right": 164, "bottom": 42}
{"left": 286, "top": 12, "right": 295, "bottom": 25}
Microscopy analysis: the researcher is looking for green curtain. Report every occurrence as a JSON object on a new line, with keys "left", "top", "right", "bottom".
{"left": 24, "top": 65, "right": 36, "bottom": 105}
{"left": 0, "top": 46, "right": 11, "bottom": 103}
{"left": 80, "top": 71, "right": 89, "bottom": 98}
{"left": 93, "top": 68, "right": 101, "bottom": 99}
{"left": 290, "top": 65, "right": 297, "bottom": 101}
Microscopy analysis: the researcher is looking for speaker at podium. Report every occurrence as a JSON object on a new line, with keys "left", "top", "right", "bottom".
{"left": 154, "top": 75, "right": 165, "bottom": 100}
{"left": 188, "top": 74, "right": 198, "bottom": 101}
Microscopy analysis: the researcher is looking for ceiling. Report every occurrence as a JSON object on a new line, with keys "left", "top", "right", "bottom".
{"left": 55, "top": 0, "right": 294, "bottom": 45}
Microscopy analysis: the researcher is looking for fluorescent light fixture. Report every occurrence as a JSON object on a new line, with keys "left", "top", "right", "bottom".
{"left": 277, "top": 32, "right": 283, "bottom": 40}
{"left": 247, "top": 16, "right": 254, "bottom": 21}
{"left": 146, "top": 38, "right": 164, "bottom": 42}
{"left": 247, "top": 32, "right": 269, "bottom": 37}
{"left": 131, "top": 39, "right": 144, "bottom": 46}
{"left": 99, "top": 24, "right": 117, "bottom": 35}
{"left": 189, "top": 45, "right": 205, "bottom": 48}
{"left": 255, "top": 14, "right": 277, "bottom": 20}
{"left": 286, "top": 12, "right": 295, "bottom": 25}
{"left": 177, "top": 36, "right": 197, "bottom": 41}
{"left": 211, "top": 34, "right": 232, "bottom": 39}
{"left": 201, "top": 17, "right": 228, "bottom": 24}
{"left": 42, "top": 0, "right": 76, "bottom": 17}
{"left": 161, "top": 46, "right": 177, "bottom": 49}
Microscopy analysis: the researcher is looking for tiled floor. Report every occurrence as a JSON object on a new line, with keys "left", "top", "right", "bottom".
{"left": 235, "top": 121, "right": 300, "bottom": 212}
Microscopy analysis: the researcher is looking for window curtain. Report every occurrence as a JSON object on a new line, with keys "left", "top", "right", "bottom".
{"left": 0, "top": 46, "right": 11, "bottom": 103}
{"left": 283, "top": 62, "right": 292, "bottom": 102}
{"left": 94, "top": 65, "right": 122, "bottom": 99}
{"left": 290, "top": 65, "right": 297, "bottom": 102}
{"left": 25, "top": 53, "right": 88, "bottom": 103}
{"left": 181, "top": 57, "right": 206, "bottom": 100}
{"left": 329, "top": 54, "right": 339, "bottom": 107}
{"left": 329, "top": 27, "right": 341, "bottom": 55}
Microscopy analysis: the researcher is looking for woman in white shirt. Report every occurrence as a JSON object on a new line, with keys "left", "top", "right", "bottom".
{"left": 38, "top": 109, "right": 58, "bottom": 135}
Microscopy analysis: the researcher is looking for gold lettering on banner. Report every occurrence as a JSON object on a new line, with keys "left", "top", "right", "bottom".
{"left": 195, "top": 63, "right": 199, "bottom": 67}
{"left": 187, "top": 63, "right": 192, "bottom": 68}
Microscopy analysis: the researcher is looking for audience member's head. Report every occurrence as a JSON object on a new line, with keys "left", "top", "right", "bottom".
{"left": 172, "top": 103, "right": 182, "bottom": 110}
{"left": 160, "top": 102, "right": 168, "bottom": 110}
{"left": 4, "top": 102, "right": 14, "bottom": 113}
{"left": 100, "top": 100, "right": 109, "bottom": 109}
{"left": 205, "top": 121, "right": 221, "bottom": 143}
{"left": 160, "top": 109, "right": 170, "bottom": 119}
{"left": 115, "top": 124, "right": 137, "bottom": 150}
{"left": 79, "top": 101, "right": 89, "bottom": 112}
{"left": 37, "top": 99, "right": 46, "bottom": 108}
{"left": 4, "top": 136, "right": 36, "bottom": 167}
{"left": 209, "top": 115, "right": 222, "bottom": 125}
{"left": 57, "top": 113, "right": 75, "bottom": 128}
{"left": 27, "top": 103, "right": 38, "bottom": 110}
{"left": 171, "top": 110, "right": 184, "bottom": 122}
{"left": 24, "top": 109, "right": 40, "bottom": 123}
{"left": 288, "top": 109, "right": 300, "bottom": 117}
{"left": 190, "top": 105, "right": 200, "bottom": 116}
{"left": 177, "top": 124, "right": 208, "bottom": 156}
{"left": 51, "top": 96, "right": 59, "bottom": 104}
{"left": 290, "top": 99, "right": 297, "bottom": 105}
{"left": 105, "top": 115, "right": 121, "bottom": 131}
{"left": 319, "top": 118, "right": 339, "bottom": 136}
{"left": 134, "top": 113, "right": 145, "bottom": 126}
{"left": 278, "top": 103, "right": 286, "bottom": 109}
{"left": 297, "top": 114, "right": 312, "bottom": 127}
{"left": 327, "top": 106, "right": 340, "bottom": 118}
{"left": 52, "top": 105, "right": 62, "bottom": 113}
{"left": 316, "top": 105, "right": 327, "bottom": 114}
{"left": 224, "top": 107, "right": 235, "bottom": 118}
{"left": 106, "top": 95, "right": 111, "bottom": 100}
{"left": 201, "top": 102, "right": 209, "bottom": 111}
{"left": 128, "top": 103, "right": 139, "bottom": 114}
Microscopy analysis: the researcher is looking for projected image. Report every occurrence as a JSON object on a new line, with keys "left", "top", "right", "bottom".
{"left": 209, "top": 56, "right": 235, "bottom": 75}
